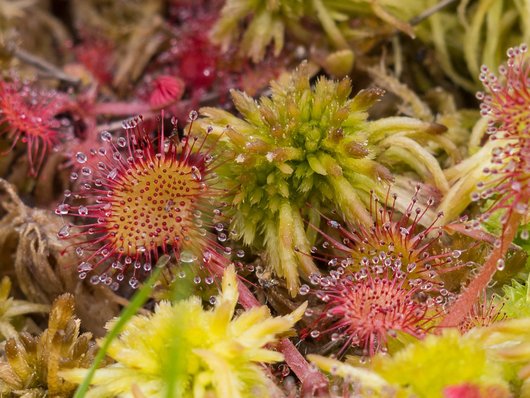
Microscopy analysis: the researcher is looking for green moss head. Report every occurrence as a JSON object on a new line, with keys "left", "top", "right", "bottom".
{"left": 372, "top": 329, "right": 511, "bottom": 398}
{"left": 198, "top": 63, "right": 448, "bottom": 294}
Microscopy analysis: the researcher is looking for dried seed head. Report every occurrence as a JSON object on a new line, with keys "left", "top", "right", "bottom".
{"left": 0, "top": 294, "right": 99, "bottom": 397}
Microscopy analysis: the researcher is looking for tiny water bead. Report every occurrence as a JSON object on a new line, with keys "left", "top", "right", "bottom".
{"left": 57, "top": 112, "right": 230, "bottom": 285}
{"left": 76, "top": 152, "right": 88, "bottom": 164}
{"left": 57, "top": 224, "right": 71, "bottom": 238}
{"left": 299, "top": 284, "right": 310, "bottom": 295}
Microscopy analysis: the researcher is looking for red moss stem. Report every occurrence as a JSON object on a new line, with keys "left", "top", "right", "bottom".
{"left": 440, "top": 209, "right": 523, "bottom": 328}
{"left": 92, "top": 101, "right": 151, "bottom": 116}
{"left": 279, "top": 339, "right": 329, "bottom": 396}
{"left": 235, "top": 281, "right": 329, "bottom": 394}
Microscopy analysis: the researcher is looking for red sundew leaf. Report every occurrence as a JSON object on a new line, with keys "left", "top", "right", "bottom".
{"left": 148, "top": 75, "right": 185, "bottom": 110}
{"left": 0, "top": 79, "right": 68, "bottom": 176}
{"left": 56, "top": 112, "right": 228, "bottom": 290}
{"left": 442, "top": 44, "right": 530, "bottom": 327}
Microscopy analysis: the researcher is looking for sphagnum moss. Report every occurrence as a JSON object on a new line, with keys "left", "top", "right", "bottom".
{"left": 0, "top": 294, "right": 98, "bottom": 398}
{"left": 0, "top": 276, "right": 49, "bottom": 340}
{"left": 198, "top": 63, "right": 450, "bottom": 294}
{"left": 62, "top": 265, "right": 306, "bottom": 398}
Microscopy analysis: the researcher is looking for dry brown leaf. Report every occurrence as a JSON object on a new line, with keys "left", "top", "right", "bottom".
{"left": 0, "top": 178, "right": 121, "bottom": 336}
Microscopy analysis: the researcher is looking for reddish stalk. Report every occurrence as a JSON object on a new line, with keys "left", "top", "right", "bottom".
{"left": 238, "top": 281, "right": 329, "bottom": 394}
{"left": 440, "top": 207, "right": 524, "bottom": 327}
{"left": 208, "top": 257, "right": 330, "bottom": 393}
{"left": 92, "top": 101, "right": 152, "bottom": 116}
{"left": 442, "top": 44, "right": 530, "bottom": 327}
{"left": 280, "top": 339, "right": 329, "bottom": 397}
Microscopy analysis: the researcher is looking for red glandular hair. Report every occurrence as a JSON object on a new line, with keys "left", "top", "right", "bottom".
{"left": 441, "top": 44, "right": 530, "bottom": 328}
{"left": 319, "top": 189, "right": 460, "bottom": 294}
{"left": 0, "top": 80, "right": 66, "bottom": 175}
{"left": 303, "top": 189, "right": 459, "bottom": 356}
{"left": 56, "top": 112, "right": 229, "bottom": 289}
{"left": 310, "top": 269, "right": 439, "bottom": 357}
{"left": 477, "top": 44, "right": 530, "bottom": 243}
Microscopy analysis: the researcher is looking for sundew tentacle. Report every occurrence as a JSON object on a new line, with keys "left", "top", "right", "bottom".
{"left": 305, "top": 268, "right": 441, "bottom": 358}
{"left": 56, "top": 112, "right": 231, "bottom": 290}
{"left": 0, "top": 79, "right": 67, "bottom": 176}
{"left": 302, "top": 188, "right": 460, "bottom": 357}
{"left": 442, "top": 44, "right": 530, "bottom": 327}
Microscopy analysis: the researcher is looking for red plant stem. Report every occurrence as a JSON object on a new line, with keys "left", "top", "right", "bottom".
{"left": 208, "top": 254, "right": 329, "bottom": 392}
{"left": 439, "top": 209, "right": 523, "bottom": 328}
{"left": 444, "top": 223, "right": 519, "bottom": 250}
{"left": 93, "top": 101, "right": 152, "bottom": 116}
{"left": 280, "top": 339, "right": 329, "bottom": 397}
{"left": 237, "top": 282, "right": 329, "bottom": 394}
{"left": 236, "top": 280, "right": 261, "bottom": 308}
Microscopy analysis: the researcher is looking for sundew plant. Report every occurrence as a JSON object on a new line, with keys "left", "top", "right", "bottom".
{"left": 3, "top": 1, "right": 530, "bottom": 397}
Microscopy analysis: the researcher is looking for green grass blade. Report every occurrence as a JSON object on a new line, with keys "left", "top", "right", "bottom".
{"left": 73, "top": 255, "right": 169, "bottom": 398}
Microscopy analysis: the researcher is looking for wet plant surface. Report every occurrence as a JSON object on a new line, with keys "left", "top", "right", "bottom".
{"left": 2, "top": 1, "right": 530, "bottom": 397}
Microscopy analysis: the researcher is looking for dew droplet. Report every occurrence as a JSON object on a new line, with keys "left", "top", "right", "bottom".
{"left": 189, "top": 110, "right": 198, "bottom": 121}
{"left": 180, "top": 251, "right": 198, "bottom": 263}
{"left": 56, "top": 204, "right": 70, "bottom": 215}
{"left": 328, "top": 220, "right": 340, "bottom": 229}
{"left": 299, "top": 284, "right": 310, "bottom": 295}
{"left": 76, "top": 152, "right": 87, "bottom": 164}
{"left": 77, "top": 262, "right": 93, "bottom": 273}
{"left": 191, "top": 166, "right": 202, "bottom": 181}
{"left": 129, "top": 277, "right": 139, "bottom": 289}
{"left": 214, "top": 223, "right": 224, "bottom": 232}
{"left": 101, "top": 131, "right": 112, "bottom": 142}
{"left": 107, "top": 168, "right": 118, "bottom": 179}
{"left": 331, "top": 333, "right": 341, "bottom": 342}
{"left": 57, "top": 225, "right": 71, "bottom": 238}
{"left": 400, "top": 227, "right": 409, "bottom": 236}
